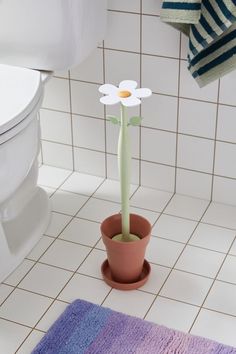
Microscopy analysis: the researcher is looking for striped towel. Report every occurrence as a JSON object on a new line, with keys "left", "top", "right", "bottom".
{"left": 161, "top": 0, "right": 236, "bottom": 87}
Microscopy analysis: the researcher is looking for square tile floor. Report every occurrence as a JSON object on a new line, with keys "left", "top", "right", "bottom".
{"left": 1, "top": 165, "right": 236, "bottom": 353}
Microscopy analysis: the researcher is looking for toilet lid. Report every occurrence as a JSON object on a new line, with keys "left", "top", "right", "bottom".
{"left": 0, "top": 64, "right": 42, "bottom": 135}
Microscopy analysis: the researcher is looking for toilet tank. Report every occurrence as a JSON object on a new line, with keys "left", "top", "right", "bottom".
{"left": 0, "top": 0, "right": 107, "bottom": 71}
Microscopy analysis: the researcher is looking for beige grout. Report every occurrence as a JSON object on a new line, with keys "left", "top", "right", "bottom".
{"left": 188, "top": 233, "right": 236, "bottom": 333}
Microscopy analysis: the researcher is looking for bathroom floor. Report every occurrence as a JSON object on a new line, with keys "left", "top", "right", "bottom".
{"left": 0, "top": 165, "right": 236, "bottom": 353}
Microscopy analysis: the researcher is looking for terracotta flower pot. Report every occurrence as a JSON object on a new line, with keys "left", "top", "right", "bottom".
{"left": 101, "top": 213, "right": 151, "bottom": 290}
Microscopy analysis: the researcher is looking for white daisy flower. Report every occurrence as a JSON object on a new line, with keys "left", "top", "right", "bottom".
{"left": 99, "top": 80, "right": 152, "bottom": 107}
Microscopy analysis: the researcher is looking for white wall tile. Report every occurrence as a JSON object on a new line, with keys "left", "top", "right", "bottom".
{"left": 179, "top": 99, "right": 217, "bottom": 139}
{"left": 177, "top": 135, "right": 214, "bottom": 173}
{"left": 213, "top": 176, "right": 236, "bottom": 206}
{"left": 142, "top": 94, "right": 178, "bottom": 132}
{"left": 70, "top": 48, "right": 103, "bottom": 84}
{"left": 71, "top": 81, "right": 104, "bottom": 118}
{"left": 105, "top": 11, "right": 140, "bottom": 52}
{"left": 72, "top": 115, "right": 105, "bottom": 151}
{"left": 42, "top": 141, "right": 73, "bottom": 170}
{"left": 74, "top": 147, "right": 106, "bottom": 177}
{"left": 176, "top": 169, "right": 212, "bottom": 200}
{"left": 142, "top": 128, "right": 176, "bottom": 165}
{"left": 142, "top": 15, "right": 180, "bottom": 58}
{"left": 217, "top": 105, "right": 236, "bottom": 143}
{"left": 219, "top": 70, "right": 236, "bottom": 105}
{"left": 42, "top": 77, "right": 70, "bottom": 112}
{"left": 106, "top": 153, "right": 139, "bottom": 184}
{"left": 214, "top": 142, "right": 236, "bottom": 178}
{"left": 142, "top": 55, "right": 179, "bottom": 95}
{"left": 108, "top": 0, "right": 140, "bottom": 12}
{"left": 106, "top": 121, "right": 140, "bottom": 158}
{"left": 40, "top": 4, "right": 236, "bottom": 205}
{"left": 40, "top": 109, "right": 72, "bottom": 144}
{"left": 141, "top": 161, "right": 175, "bottom": 191}
{"left": 142, "top": 0, "right": 162, "bottom": 15}
{"left": 180, "top": 61, "right": 218, "bottom": 102}
{"left": 105, "top": 49, "right": 140, "bottom": 86}
{"left": 180, "top": 34, "right": 188, "bottom": 59}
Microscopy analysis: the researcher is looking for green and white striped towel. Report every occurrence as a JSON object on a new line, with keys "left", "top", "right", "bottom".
{"left": 161, "top": 0, "right": 236, "bottom": 87}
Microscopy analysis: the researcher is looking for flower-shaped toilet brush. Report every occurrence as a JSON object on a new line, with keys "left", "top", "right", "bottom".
{"left": 99, "top": 80, "right": 152, "bottom": 290}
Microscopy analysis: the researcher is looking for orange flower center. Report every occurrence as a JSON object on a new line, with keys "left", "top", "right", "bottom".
{"left": 118, "top": 90, "right": 131, "bottom": 98}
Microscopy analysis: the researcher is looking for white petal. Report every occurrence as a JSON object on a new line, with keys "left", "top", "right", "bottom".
{"left": 99, "top": 84, "right": 118, "bottom": 95}
{"left": 121, "top": 96, "right": 141, "bottom": 107}
{"left": 134, "top": 88, "right": 152, "bottom": 98}
{"left": 119, "top": 80, "right": 138, "bottom": 90}
{"left": 100, "top": 94, "right": 120, "bottom": 105}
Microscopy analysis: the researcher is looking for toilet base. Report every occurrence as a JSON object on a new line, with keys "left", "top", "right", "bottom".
{"left": 0, "top": 187, "right": 51, "bottom": 283}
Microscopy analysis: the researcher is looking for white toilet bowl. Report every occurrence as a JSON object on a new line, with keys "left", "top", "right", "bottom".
{"left": 0, "top": 64, "right": 51, "bottom": 282}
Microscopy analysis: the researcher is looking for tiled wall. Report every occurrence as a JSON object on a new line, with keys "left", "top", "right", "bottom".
{"left": 40, "top": 0, "right": 236, "bottom": 206}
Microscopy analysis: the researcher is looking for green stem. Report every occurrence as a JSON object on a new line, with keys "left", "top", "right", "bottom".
{"left": 118, "top": 104, "right": 131, "bottom": 242}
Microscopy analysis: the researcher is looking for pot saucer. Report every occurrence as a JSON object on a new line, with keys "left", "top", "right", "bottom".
{"left": 101, "top": 259, "right": 151, "bottom": 290}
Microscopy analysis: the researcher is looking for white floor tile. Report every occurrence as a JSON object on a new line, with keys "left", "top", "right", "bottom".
{"left": 230, "top": 240, "right": 236, "bottom": 256}
{"left": 189, "top": 223, "right": 236, "bottom": 253}
{"left": 58, "top": 273, "right": 111, "bottom": 304}
{"left": 19, "top": 263, "right": 72, "bottom": 298}
{"left": 77, "top": 198, "right": 120, "bottom": 223}
{"left": 130, "top": 187, "right": 173, "bottom": 212}
{"left": 103, "top": 289, "right": 155, "bottom": 318}
{"left": 4, "top": 260, "right": 35, "bottom": 287}
{"left": 145, "top": 296, "right": 199, "bottom": 332}
{"left": 51, "top": 190, "right": 89, "bottom": 216}
{"left": 147, "top": 237, "right": 184, "bottom": 267}
{"left": 160, "top": 270, "right": 213, "bottom": 306}
{"left": 38, "top": 165, "right": 71, "bottom": 188}
{"left": 191, "top": 309, "right": 236, "bottom": 347}
{"left": 129, "top": 206, "right": 159, "bottom": 226}
{"left": 175, "top": 246, "right": 225, "bottom": 278}
{"left": 45, "top": 212, "right": 72, "bottom": 237}
{"left": 59, "top": 218, "right": 101, "bottom": 247}
{"left": 36, "top": 301, "right": 68, "bottom": 332}
{"left": 0, "top": 319, "right": 31, "bottom": 354}
{"left": 0, "top": 284, "right": 14, "bottom": 305}
{"left": 78, "top": 249, "right": 107, "bottom": 279}
{"left": 40, "top": 239, "right": 91, "bottom": 271}
{"left": 152, "top": 214, "right": 197, "bottom": 243}
{"left": 94, "top": 179, "right": 138, "bottom": 203}
{"left": 0, "top": 289, "right": 52, "bottom": 327}
{"left": 217, "top": 255, "right": 236, "bottom": 284}
{"left": 202, "top": 202, "right": 236, "bottom": 229}
{"left": 204, "top": 281, "right": 236, "bottom": 316}
{"left": 140, "top": 264, "right": 171, "bottom": 294}
{"left": 60, "top": 172, "right": 104, "bottom": 196}
{"left": 165, "top": 194, "right": 209, "bottom": 221}
{"left": 95, "top": 239, "right": 106, "bottom": 251}
{"left": 16, "top": 330, "right": 44, "bottom": 354}
{"left": 27, "top": 236, "right": 54, "bottom": 261}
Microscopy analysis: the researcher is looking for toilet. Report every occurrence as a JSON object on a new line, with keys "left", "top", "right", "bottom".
{"left": 0, "top": 0, "right": 107, "bottom": 282}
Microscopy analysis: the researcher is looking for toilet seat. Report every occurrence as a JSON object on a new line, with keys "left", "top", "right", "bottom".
{"left": 0, "top": 64, "right": 43, "bottom": 140}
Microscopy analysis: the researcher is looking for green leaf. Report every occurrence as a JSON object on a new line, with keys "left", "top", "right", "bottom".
{"left": 129, "top": 116, "right": 142, "bottom": 126}
{"left": 107, "top": 115, "right": 120, "bottom": 125}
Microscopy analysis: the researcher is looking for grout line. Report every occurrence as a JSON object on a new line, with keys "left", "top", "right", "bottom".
{"left": 139, "top": 1, "right": 143, "bottom": 186}
{"left": 143, "top": 199, "right": 211, "bottom": 320}
{"left": 68, "top": 70, "right": 75, "bottom": 171}
{"left": 102, "top": 40, "right": 108, "bottom": 179}
{"left": 210, "top": 79, "right": 220, "bottom": 201}
{"left": 174, "top": 31, "right": 182, "bottom": 193}
{"left": 188, "top": 232, "right": 236, "bottom": 333}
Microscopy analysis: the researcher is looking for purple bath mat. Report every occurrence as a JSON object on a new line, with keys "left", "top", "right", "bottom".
{"left": 32, "top": 299, "right": 236, "bottom": 354}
